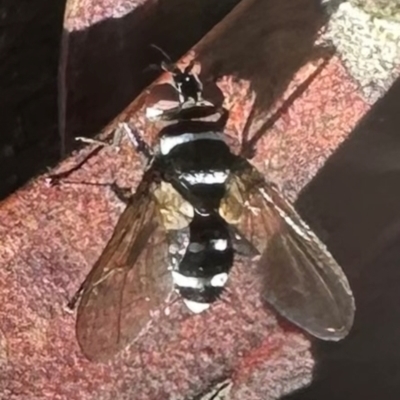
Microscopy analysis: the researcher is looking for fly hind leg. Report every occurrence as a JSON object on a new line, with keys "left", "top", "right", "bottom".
{"left": 109, "top": 182, "right": 132, "bottom": 205}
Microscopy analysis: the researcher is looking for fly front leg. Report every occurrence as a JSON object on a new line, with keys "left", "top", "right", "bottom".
{"left": 74, "top": 122, "right": 131, "bottom": 152}
{"left": 47, "top": 128, "right": 121, "bottom": 186}
{"left": 47, "top": 122, "right": 153, "bottom": 186}
{"left": 82, "top": 122, "right": 153, "bottom": 163}
{"left": 117, "top": 122, "right": 153, "bottom": 162}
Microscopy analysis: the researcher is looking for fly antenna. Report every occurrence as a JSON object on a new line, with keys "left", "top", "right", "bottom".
{"left": 145, "top": 44, "right": 179, "bottom": 75}
{"left": 150, "top": 44, "right": 173, "bottom": 63}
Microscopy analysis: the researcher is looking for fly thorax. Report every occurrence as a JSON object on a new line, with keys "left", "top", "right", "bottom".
{"left": 158, "top": 130, "right": 235, "bottom": 213}
{"left": 159, "top": 131, "right": 228, "bottom": 157}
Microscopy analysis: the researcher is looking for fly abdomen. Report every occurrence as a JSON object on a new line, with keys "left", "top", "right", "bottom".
{"left": 171, "top": 212, "right": 234, "bottom": 313}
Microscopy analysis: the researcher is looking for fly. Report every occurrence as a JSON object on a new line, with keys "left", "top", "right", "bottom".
{"left": 64, "top": 50, "right": 355, "bottom": 361}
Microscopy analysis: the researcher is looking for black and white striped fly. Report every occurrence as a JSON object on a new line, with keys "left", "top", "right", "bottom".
{"left": 67, "top": 56, "right": 355, "bottom": 361}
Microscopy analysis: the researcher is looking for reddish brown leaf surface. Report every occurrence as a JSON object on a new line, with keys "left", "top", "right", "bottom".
{"left": 1, "top": 0, "right": 378, "bottom": 399}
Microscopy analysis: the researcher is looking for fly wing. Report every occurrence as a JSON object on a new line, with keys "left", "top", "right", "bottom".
{"left": 74, "top": 177, "right": 172, "bottom": 361}
{"left": 220, "top": 164, "right": 355, "bottom": 340}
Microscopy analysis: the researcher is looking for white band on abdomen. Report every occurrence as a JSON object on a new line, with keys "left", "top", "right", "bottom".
{"left": 172, "top": 271, "right": 229, "bottom": 289}
{"left": 183, "top": 299, "right": 210, "bottom": 313}
{"left": 172, "top": 271, "right": 207, "bottom": 289}
{"left": 210, "top": 239, "right": 228, "bottom": 251}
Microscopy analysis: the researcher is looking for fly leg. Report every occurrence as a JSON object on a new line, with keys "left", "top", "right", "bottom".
{"left": 76, "top": 122, "right": 153, "bottom": 165}
{"left": 46, "top": 123, "right": 153, "bottom": 206}
{"left": 47, "top": 122, "right": 152, "bottom": 186}
{"left": 46, "top": 129, "right": 120, "bottom": 186}
{"left": 117, "top": 122, "right": 153, "bottom": 162}
{"left": 109, "top": 182, "right": 132, "bottom": 205}
{"left": 46, "top": 145, "right": 104, "bottom": 187}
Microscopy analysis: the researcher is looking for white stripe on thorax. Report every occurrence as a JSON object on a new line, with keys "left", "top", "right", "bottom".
{"left": 180, "top": 171, "right": 229, "bottom": 185}
{"left": 160, "top": 132, "right": 226, "bottom": 155}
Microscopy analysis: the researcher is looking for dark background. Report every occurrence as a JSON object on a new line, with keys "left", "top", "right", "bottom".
{"left": 0, "top": 0, "right": 240, "bottom": 200}
{"left": 286, "top": 76, "right": 400, "bottom": 400}
{"left": 0, "top": 0, "right": 64, "bottom": 199}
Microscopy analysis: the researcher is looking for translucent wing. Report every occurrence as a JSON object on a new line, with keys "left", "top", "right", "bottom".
{"left": 220, "top": 164, "right": 355, "bottom": 340}
{"left": 74, "top": 177, "right": 172, "bottom": 361}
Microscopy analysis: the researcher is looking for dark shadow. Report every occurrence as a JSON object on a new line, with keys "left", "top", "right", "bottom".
{"left": 242, "top": 51, "right": 334, "bottom": 157}
{"left": 0, "top": 0, "right": 241, "bottom": 201}
{"left": 281, "top": 76, "right": 400, "bottom": 398}
{"left": 196, "top": 0, "right": 336, "bottom": 151}
{"left": 0, "top": 0, "right": 65, "bottom": 200}
{"left": 60, "top": 0, "right": 241, "bottom": 154}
